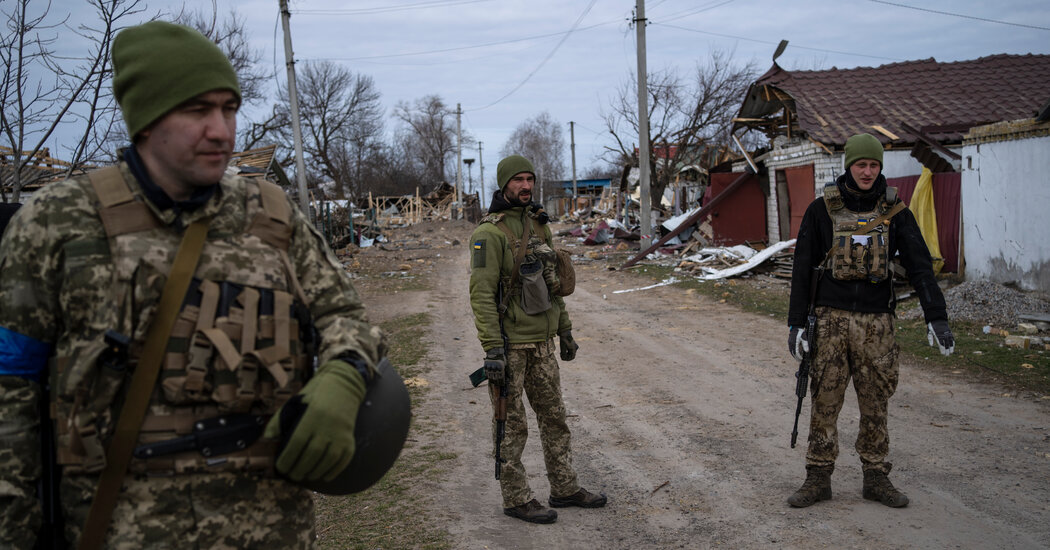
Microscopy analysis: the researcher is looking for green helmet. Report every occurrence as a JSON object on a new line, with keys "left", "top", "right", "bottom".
{"left": 299, "top": 357, "right": 412, "bottom": 495}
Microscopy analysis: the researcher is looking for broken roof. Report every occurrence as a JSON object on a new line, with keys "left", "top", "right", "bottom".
{"left": 735, "top": 53, "right": 1050, "bottom": 146}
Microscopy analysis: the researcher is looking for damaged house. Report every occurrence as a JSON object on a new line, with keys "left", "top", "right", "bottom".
{"left": 730, "top": 52, "right": 1050, "bottom": 291}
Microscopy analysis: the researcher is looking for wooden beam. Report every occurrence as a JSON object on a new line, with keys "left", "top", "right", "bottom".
{"left": 870, "top": 125, "right": 900, "bottom": 140}
{"left": 620, "top": 169, "right": 755, "bottom": 269}
{"left": 807, "top": 137, "right": 832, "bottom": 155}
{"left": 899, "top": 122, "right": 962, "bottom": 160}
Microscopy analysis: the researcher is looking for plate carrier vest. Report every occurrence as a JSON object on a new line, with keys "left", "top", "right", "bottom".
{"left": 822, "top": 182, "right": 899, "bottom": 283}
{"left": 54, "top": 166, "right": 312, "bottom": 477}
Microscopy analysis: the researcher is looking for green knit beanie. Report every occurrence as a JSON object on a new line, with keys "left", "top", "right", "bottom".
{"left": 112, "top": 21, "right": 241, "bottom": 138}
{"left": 496, "top": 155, "right": 535, "bottom": 190}
{"left": 843, "top": 133, "right": 884, "bottom": 169}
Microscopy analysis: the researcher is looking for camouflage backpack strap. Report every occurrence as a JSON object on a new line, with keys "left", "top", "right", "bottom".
{"left": 247, "top": 179, "right": 309, "bottom": 305}
{"left": 87, "top": 165, "right": 162, "bottom": 237}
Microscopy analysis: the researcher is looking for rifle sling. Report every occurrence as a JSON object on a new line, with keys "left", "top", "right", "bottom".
{"left": 78, "top": 219, "right": 210, "bottom": 550}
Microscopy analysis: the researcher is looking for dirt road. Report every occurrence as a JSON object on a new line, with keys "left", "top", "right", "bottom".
{"left": 358, "top": 223, "right": 1050, "bottom": 549}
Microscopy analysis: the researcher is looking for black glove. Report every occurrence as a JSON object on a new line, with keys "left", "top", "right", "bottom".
{"left": 559, "top": 331, "right": 579, "bottom": 361}
{"left": 484, "top": 348, "right": 506, "bottom": 385}
{"left": 927, "top": 320, "right": 955, "bottom": 356}
{"left": 788, "top": 326, "right": 808, "bottom": 362}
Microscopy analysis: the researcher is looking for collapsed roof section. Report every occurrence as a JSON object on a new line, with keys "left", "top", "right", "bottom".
{"left": 733, "top": 53, "right": 1050, "bottom": 148}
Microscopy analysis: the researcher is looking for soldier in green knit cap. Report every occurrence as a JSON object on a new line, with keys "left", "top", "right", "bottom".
{"left": 469, "top": 154, "right": 607, "bottom": 524}
{"left": 786, "top": 132, "right": 954, "bottom": 510}
{"left": 0, "top": 21, "right": 392, "bottom": 548}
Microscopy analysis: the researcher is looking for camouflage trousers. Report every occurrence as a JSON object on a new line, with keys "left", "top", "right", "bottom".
{"left": 488, "top": 339, "right": 579, "bottom": 508}
{"left": 806, "top": 307, "right": 900, "bottom": 474}
{"left": 59, "top": 472, "right": 315, "bottom": 549}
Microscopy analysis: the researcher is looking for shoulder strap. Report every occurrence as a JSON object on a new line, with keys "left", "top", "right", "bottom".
{"left": 495, "top": 218, "right": 534, "bottom": 313}
{"left": 78, "top": 219, "right": 211, "bottom": 550}
{"left": 855, "top": 201, "right": 906, "bottom": 235}
{"left": 248, "top": 180, "right": 293, "bottom": 250}
{"left": 245, "top": 180, "right": 309, "bottom": 305}
{"left": 87, "top": 166, "right": 162, "bottom": 237}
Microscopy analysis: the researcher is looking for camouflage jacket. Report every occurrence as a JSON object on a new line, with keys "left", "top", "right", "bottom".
{"left": 469, "top": 206, "right": 571, "bottom": 352}
{"left": 0, "top": 163, "right": 385, "bottom": 547}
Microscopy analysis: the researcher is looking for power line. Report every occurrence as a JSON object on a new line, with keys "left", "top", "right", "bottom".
{"left": 293, "top": 0, "right": 494, "bottom": 16}
{"left": 867, "top": 0, "right": 1050, "bottom": 32}
{"left": 469, "top": 0, "right": 600, "bottom": 112}
{"left": 312, "top": 24, "right": 608, "bottom": 62}
{"left": 655, "top": 0, "right": 737, "bottom": 21}
{"left": 653, "top": 22, "right": 904, "bottom": 62}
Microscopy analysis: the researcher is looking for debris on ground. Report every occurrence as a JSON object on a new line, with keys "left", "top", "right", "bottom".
{"left": 899, "top": 279, "right": 1050, "bottom": 332}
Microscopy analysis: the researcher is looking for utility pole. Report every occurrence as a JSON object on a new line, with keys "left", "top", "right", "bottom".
{"left": 455, "top": 103, "right": 463, "bottom": 219}
{"left": 570, "top": 121, "right": 578, "bottom": 211}
{"left": 478, "top": 141, "right": 485, "bottom": 208}
{"left": 635, "top": 0, "right": 652, "bottom": 251}
{"left": 279, "top": 0, "right": 311, "bottom": 222}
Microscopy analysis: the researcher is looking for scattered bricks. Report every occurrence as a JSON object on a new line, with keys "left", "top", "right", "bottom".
{"left": 983, "top": 326, "right": 1010, "bottom": 336}
{"left": 1004, "top": 335, "right": 1031, "bottom": 349}
{"left": 1017, "top": 323, "right": 1039, "bottom": 335}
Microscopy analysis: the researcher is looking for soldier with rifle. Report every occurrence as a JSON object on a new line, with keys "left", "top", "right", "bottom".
{"left": 468, "top": 155, "right": 606, "bottom": 524}
{"left": 786, "top": 133, "right": 955, "bottom": 509}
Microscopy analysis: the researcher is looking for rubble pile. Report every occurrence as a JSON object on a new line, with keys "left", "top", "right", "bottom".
{"left": 899, "top": 280, "right": 1050, "bottom": 327}
{"left": 676, "top": 244, "right": 795, "bottom": 280}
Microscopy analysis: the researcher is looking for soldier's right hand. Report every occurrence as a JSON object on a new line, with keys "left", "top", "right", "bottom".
{"left": 484, "top": 348, "right": 506, "bottom": 385}
{"left": 788, "top": 326, "right": 809, "bottom": 362}
{"left": 265, "top": 358, "right": 366, "bottom": 482}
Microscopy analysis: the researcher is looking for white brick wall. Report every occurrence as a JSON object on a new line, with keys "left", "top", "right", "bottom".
{"left": 761, "top": 137, "right": 839, "bottom": 243}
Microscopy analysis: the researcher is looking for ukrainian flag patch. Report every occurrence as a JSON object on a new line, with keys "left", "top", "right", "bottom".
{"left": 472, "top": 239, "right": 486, "bottom": 268}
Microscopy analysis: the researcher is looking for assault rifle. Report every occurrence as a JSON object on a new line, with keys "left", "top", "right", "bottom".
{"left": 465, "top": 282, "right": 510, "bottom": 480}
{"left": 492, "top": 283, "right": 509, "bottom": 480}
{"left": 790, "top": 311, "right": 817, "bottom": 448}
{"left": 790, "top": 267, "right": 823, "bottom": 449}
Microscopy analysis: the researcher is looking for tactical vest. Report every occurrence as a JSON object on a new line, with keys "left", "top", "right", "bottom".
{"left": 823, "top": 183, "right": 898, "bottom": 283}
{"left": 54, "top": 166, "right": 312, "bottom": 477}
{"left": 482, "top": 212, "right": 562, "bottom": 314}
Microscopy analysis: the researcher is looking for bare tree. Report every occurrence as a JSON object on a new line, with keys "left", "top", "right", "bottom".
{"left": 276, "top": 61, "right": 383, "bottom": 200}
{"left": 500, "top": 111, "right": 566, "bottom": 202}
{"left": 393, "top": 95, "right": 457, "bottom": 186}
{"left": 601, "top": 50, "right": 757, "bottom": 205}
{"left": 1, "top": 0, "right": 145, "bottom": 202}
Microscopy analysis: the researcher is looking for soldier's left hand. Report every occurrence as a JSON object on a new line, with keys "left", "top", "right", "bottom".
{"left": 265, "top": 358, "right": 366, "bottom": 482}
{"left": 927, "top": 320, "right": 955, "bottom": 356}
{"left": 559, "top": 330, "right": 579, "bottom": 361}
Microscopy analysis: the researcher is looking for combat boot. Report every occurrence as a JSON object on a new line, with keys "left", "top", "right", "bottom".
{"left": 549, "top": 487, "right": 608, "bottom": 508}
{"left": 787, "top": 465, "right": 833, "bottom": 508}
{"left": 863, "top": 469, "right": 909, "bottom": 508}
{"left": 504, "top": 499, "right": 558, "bottom": 524}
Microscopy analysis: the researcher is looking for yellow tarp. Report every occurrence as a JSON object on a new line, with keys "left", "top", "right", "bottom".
{"left": 909, "top": 167, "right": 943, "bottom": 274}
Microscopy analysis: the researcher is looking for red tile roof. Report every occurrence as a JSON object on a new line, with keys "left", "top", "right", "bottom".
{"left": 737, "top": 54, "right": 1050, "bottom": 146}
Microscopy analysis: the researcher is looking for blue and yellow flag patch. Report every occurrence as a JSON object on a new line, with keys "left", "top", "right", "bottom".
{"left": 472, "top": 239, "right": 486, "bottom": 268}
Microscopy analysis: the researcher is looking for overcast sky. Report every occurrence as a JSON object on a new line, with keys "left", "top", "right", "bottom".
{"left": 61, "top": 0, "right": 1050, "bottom": 194}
